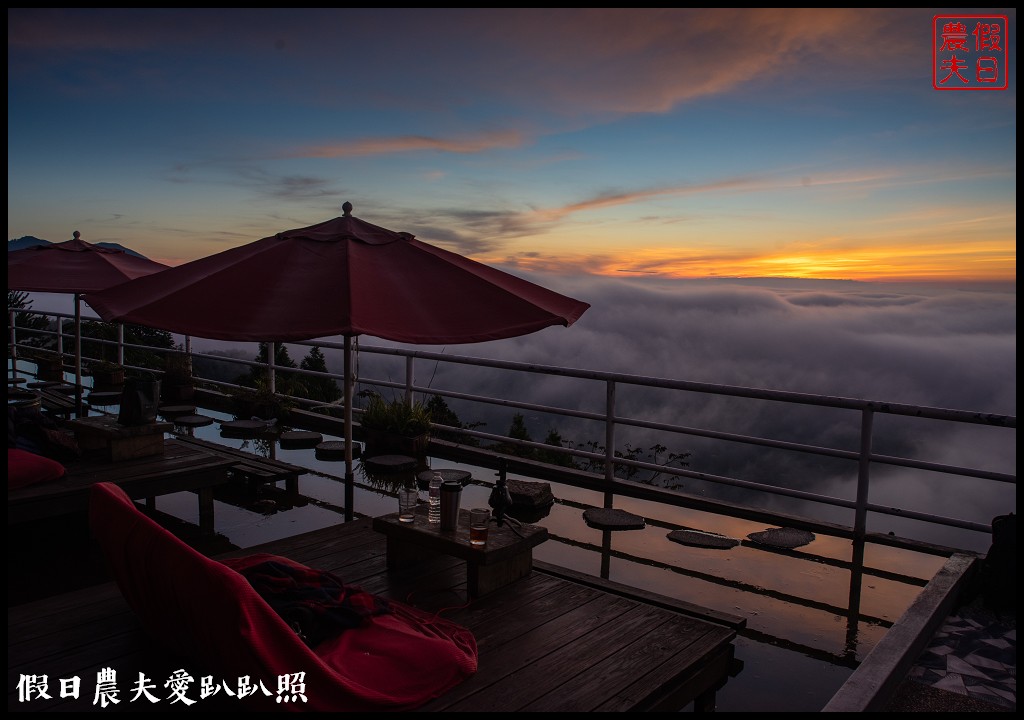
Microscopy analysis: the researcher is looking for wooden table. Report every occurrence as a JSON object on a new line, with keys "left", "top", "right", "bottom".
{"left": 7, "top": 438, "right": 235, "bottom": 536}
{"left": 374, "top": 505, "right": 549, "bottom": 598}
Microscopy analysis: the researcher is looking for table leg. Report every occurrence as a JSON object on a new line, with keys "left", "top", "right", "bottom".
{"left": 198, "top": 487, "right": 215, "bottom": 536}
{"left": 467, "top": 550, "right": 534, "bottom": 598}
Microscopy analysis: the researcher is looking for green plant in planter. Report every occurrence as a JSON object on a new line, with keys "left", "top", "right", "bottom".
{"left": 359, "top": 391, "right": 432, "bottom": 436}
{"left": 230, "top": 381, "right": 294, "bottom": 421}
{"left": 358, "top": 390, "right": 432, "bottom": 456}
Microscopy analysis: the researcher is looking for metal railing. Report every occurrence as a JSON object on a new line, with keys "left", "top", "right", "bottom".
{"left": 9, "top": 309, "right": 1016, "bottom": 552}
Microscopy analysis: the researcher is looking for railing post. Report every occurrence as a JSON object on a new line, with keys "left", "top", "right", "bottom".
{"left": 117, "top": 324, "right": 125, "bottom": 366}
{"left": 405, "top": 355, "right": 414, "bottom": 404}
{"left": 853, "top": 407, "right": 874, "bottom": 543}
{"left": 605, "top": 379, "right": 616, "bottom": 505}
{"left": 268, "top": 341, "right": 276, "bottom": 393}
{"left": 74, "top": 293, "right": 83, "bottom": 418}
{"left": 9, "top": 310, "right": 18, "bottom": 378}
{"left": 56, "top": 314, "right": 64, "bottom": 361}
{"left": 185, "top": 335, "right": 193, "bottom": 376}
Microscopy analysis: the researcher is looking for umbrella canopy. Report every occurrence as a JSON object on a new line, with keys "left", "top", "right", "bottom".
{"left": 8, "top": 232, "right": 170, "bottom": 414}
{"left": 86, "top": 203, "right": 590, "bottom": 518}
{"left": 85, "top": 208, "right": 589, "bottom": 344}
{"left": 8, "top": 233, "right": 170, "bottom": 294}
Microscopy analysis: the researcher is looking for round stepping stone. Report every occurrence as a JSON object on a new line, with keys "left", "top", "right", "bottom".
{"left": 667, "top": 529, "right": 740, "bottom": 550}
{"left": 173, "top": 414, "right": 215, "bottom": 428}
{"left": 583, "top": 508, "right": 646, "bottom": 530}
{"left": 159, "top": 404, "right": 196, "bottom": 418}
{"left": 279, "top": 430, "right": 323, "bottom": 449}
{"left": 416, "top": 468, "right": 472, "bottom": 490}
{"left": 315, "top": 440, "right": 362, "bottom": 461}
{"left": 8, "top": 389, "right": 41, "bottom": 408}
{"left": 746, "top": 527, "right": 815, "bottom": 549}
{"left": 220, "top": 419, "right": 273, "bottom": 437}
{"left": 363, "top": 454, "right": 417, "bottom": 474}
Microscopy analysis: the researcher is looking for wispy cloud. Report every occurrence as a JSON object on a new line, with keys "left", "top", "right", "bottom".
{"left": 297, "top": 131, "right": 527, "bottom": 158}
{"left": 522, "top": 161, "right": 1010, "bottom": 226}
{"left": 454, "top": 8, "right": 920, "bottom": 115}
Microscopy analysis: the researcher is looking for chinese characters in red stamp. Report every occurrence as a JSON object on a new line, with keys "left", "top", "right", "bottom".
{"left": 934, "top": 15, "right": 1009, "bottom": 90}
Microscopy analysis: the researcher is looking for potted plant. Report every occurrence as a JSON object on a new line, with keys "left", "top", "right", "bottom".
{"left": 357, "top": 390, "right": 432, "bottom": 457}
{"left": 89, "top": 360, "right": 125, "bottom": 389}
{"left": 160, "top": 351, "right": 195, "bottom": 404}
{"left": 230, "top": 381, "right": 294, "bottom": 422}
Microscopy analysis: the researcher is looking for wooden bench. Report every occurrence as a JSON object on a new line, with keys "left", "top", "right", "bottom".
{"left": 37, "top": 386, "right": 76, "bottom": 418}
{"left": 172, "top": 435, "right": 306, "bottom": 492}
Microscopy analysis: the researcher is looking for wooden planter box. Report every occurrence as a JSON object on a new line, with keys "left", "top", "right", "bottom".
{"left": 161, "top": 382, "right": 195, "bottom": 404}
{"left": 363, "top": 429, "right": 430, "bottom": 458}
{"left": 67, "top": 415, "right": 172, "bottom": 462}
{"left": 33, "top": 356, "right": 64, "bottom": 382}
{"left": 91, "top": 367, "right": 125, "bottom": 388}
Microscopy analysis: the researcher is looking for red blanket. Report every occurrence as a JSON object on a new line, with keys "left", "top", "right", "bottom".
{"left": 232, "top": 557, "right": 390, "bottom": 648}
{"left": 90, "top": 483, "right": 477, "bottom": 711}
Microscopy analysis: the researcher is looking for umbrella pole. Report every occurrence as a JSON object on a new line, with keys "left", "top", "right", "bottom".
{"left": 344, "top": 335, "right": 354, "bottom": 522}
{"left": 74, "top": 293, "right": 83, "bottom": 418}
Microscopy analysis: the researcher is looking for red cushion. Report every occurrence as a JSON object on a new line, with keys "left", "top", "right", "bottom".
{"left": 8, "top": 448, "right": 65, "bottom": 489}
{"left": 88, "top": 482, "right": 477, "bottom": 711}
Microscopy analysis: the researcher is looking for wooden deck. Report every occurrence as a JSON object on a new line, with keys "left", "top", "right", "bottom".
{"left": 8, "top": 516, "right": 743, "bottom": 712}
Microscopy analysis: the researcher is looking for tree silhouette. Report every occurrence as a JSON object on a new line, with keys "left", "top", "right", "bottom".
{"left": 507, "top": 412, "right": 534, "bottom": 457}
{"left": 297, "top": 346, "right": 340, "bottom": 403}
{"left": 7, "top": 291, "right": 51, "bottom": 352}
{"left": 78, "top": 319, "right": 174, "bottom": 368}
{"left": 425, "top": 393, "right": 482, "bottom": 445}
{"left": 239, "top": 342, "right": 299, "bottom": 393}
{"left": 536, "top": 429, "right": 574, "bottom": 467}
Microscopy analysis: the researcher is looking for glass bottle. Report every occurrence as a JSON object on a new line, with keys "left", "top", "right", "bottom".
{"left": 428, "top": 472, "right": 442, "bottom": 524}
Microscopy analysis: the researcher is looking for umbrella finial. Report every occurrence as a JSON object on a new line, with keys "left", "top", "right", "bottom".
{"left": 342, "top": 202, "right": 353, "bottom": 217}
{"left": 73, "top": 230, "right": 81, "bottom": 240}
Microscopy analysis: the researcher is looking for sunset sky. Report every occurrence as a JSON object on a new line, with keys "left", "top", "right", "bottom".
{"left": 7, "top": 8, "right": 1017, "bottom": 282}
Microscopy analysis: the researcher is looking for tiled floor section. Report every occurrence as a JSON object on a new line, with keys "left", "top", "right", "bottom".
{"left": 905, "top": 596, "right": 1016, "bottom": 710}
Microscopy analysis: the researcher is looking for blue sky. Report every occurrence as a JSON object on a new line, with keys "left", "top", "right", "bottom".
{"left": 7, "top": 8, "right": 1017, "bottom": 281}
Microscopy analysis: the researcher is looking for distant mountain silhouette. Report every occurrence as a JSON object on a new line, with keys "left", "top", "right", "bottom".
{"left": 7, "top": 236, "right": 50, "bottom": 251}
{"left": 8, "top": 236, "right": 148, "bottom": 259}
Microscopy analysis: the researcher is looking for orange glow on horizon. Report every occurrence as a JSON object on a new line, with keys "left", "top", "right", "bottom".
{"left": 487, "top": 239, "right": 1017, "bottom": 283}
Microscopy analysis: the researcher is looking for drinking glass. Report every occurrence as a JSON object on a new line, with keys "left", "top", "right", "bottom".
{"left": 469, "top": 508, "right": 490, "bottom": 545}
{"left": 398, "top": 487, "right": 417, "bottom": 522}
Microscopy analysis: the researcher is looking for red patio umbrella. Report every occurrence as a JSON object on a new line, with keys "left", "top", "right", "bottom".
{"left": 85, "top": 203, "right": 590, "bottom": 519}
{"left": 8, "top": 232, "right": 170, "bottom": 415}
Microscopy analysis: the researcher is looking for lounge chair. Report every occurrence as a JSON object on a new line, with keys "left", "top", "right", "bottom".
{"left": 88, "top": 481, "right": 477, "bottom": 711}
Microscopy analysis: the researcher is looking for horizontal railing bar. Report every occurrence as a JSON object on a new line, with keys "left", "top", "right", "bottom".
{"left": 354, "top": 343, "right": 1017, "bottom": 428}
{"left": 9, "top": 311, "right": 1014, "bottom": 548}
